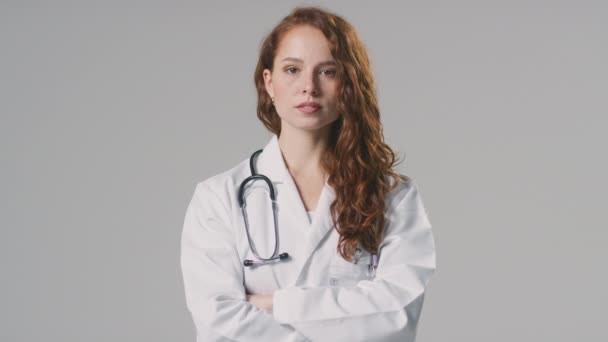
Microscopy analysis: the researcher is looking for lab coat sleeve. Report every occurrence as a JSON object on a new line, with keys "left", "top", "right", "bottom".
{"left": 272, "top": 181, "right": 436, "bottom": 327}
{"left": 180, "top": 181, "right": 311, "bottom": 342}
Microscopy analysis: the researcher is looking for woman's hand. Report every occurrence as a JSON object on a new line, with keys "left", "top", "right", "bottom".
{"left": 246, "top": 293, "right": 274, "bottom": 313}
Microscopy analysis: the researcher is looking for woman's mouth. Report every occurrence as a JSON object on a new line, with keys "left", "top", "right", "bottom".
{"left": 296, "top": 105, "right": 321, "bottom": 114}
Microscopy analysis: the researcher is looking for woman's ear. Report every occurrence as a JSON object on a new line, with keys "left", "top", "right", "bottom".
{"left": 263, "top": 68, "right": 274, "bottom": 99}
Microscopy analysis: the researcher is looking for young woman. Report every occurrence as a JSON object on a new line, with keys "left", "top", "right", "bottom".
{"left": 180, "top": 6, "right": 437, "bottom": 342}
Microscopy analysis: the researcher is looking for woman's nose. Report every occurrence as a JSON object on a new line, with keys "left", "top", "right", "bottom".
{"left": 301, "top": 71, "right": 318, "bottom": 95}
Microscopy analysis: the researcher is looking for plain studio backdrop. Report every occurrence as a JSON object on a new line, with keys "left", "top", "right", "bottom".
{"left": 1, "top": 1, "right": 606, "bottom": 341}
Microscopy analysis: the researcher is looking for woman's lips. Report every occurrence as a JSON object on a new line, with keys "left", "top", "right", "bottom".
{"left": 296, "top": 105, "right": 321, "bottom": 114}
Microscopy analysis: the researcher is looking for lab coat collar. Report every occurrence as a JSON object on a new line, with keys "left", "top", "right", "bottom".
{"left": 257, "top": 133, "right": 331, "bottom": 188}
{"left": 256, "top": 133, "right": 289, "bottom": 184}
{"left": 257, "top": 133, "right": 336, "bottom": 283}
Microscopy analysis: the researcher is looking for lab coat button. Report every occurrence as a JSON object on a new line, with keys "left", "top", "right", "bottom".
{"left": 329, "top": 277, "right": 339, "bottom": 286}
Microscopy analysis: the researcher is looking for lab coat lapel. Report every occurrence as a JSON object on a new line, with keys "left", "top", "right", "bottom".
{"left": 256, "top": 134, "right": 336, "bottom": 283}
{"left": 293, "top": 178, "right": 335, "bottom": 282}
{"left": 256, "top": 134, "right": 309, "bottom": 230}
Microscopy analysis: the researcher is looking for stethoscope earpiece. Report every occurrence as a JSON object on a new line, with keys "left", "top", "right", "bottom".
{"left": 243, "top": 252, "right": 290, "bottom": 267}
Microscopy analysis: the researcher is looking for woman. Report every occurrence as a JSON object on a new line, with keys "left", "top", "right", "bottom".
{"left": 180, "top": 6, "right": 436, "bottom": 342}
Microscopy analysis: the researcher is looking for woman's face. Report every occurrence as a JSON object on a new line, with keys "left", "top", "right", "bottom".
{"left": 263, "top": 25, "right": 340, "bottom": 133}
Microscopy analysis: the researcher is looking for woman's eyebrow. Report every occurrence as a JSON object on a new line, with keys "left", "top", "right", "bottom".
{"left": 281, "top": 57, "right": 337, "bottom": 66}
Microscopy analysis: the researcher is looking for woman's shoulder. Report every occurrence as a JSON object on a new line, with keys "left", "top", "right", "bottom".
{"left": 381, "top": 174, "right": 432, "bottom": 239}
{"left": 384, "top": 173, "right": 426, "bottom": 212}
{"left": 191, "top": 156, "right": 252, "bottom": 203}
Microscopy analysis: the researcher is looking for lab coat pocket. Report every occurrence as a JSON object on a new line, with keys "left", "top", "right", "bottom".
{"left": 328, "top": 248, "right": 372, "bottom": 287}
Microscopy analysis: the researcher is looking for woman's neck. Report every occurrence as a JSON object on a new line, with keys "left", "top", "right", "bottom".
{"left": 277, "top": 126, "right": 329, "bottom": 178}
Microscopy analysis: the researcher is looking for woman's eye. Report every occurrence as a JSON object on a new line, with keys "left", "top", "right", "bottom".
{"left": 284, "top": 67, "right": 336, "bottom": 76}
{"left": 321, "top": 69, "right": 337, "bottom": 77}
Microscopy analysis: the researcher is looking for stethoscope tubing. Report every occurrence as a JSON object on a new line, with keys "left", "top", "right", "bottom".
{"left": 239, "top": 149, "right": 288, "bottom": 267}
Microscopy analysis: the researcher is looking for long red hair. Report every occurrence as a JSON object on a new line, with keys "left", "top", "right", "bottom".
{"left": 253, "top": 6, "right": 409, "bottom": 261}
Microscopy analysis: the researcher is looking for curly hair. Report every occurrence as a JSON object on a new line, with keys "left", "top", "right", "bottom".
{"left": 253, "top": 6, "right": 409, "bottom": 262}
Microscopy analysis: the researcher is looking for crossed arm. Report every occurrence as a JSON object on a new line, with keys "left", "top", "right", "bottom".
{"left": 246, "top": 293, "right": 274, "bottom": 312}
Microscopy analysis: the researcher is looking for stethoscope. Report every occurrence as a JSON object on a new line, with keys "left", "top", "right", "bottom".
{"left": 238, "top": 149, "right": 289, "bottom": 267}
{"left": 238, "top": 149, "right": 380, "bottom": 278}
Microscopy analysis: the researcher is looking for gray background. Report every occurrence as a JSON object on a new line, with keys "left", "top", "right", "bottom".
{"left": 1, "top": 0, "right": 606, "bottom": 341}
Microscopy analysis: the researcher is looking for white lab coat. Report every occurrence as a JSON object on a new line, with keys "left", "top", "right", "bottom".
{"left": 180, "top": 133, "right": 437, "bottom": 342}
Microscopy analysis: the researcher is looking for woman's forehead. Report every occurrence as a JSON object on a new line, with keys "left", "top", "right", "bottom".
{"left": 276, "top": 26, "right": 333, "bottom": 63}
